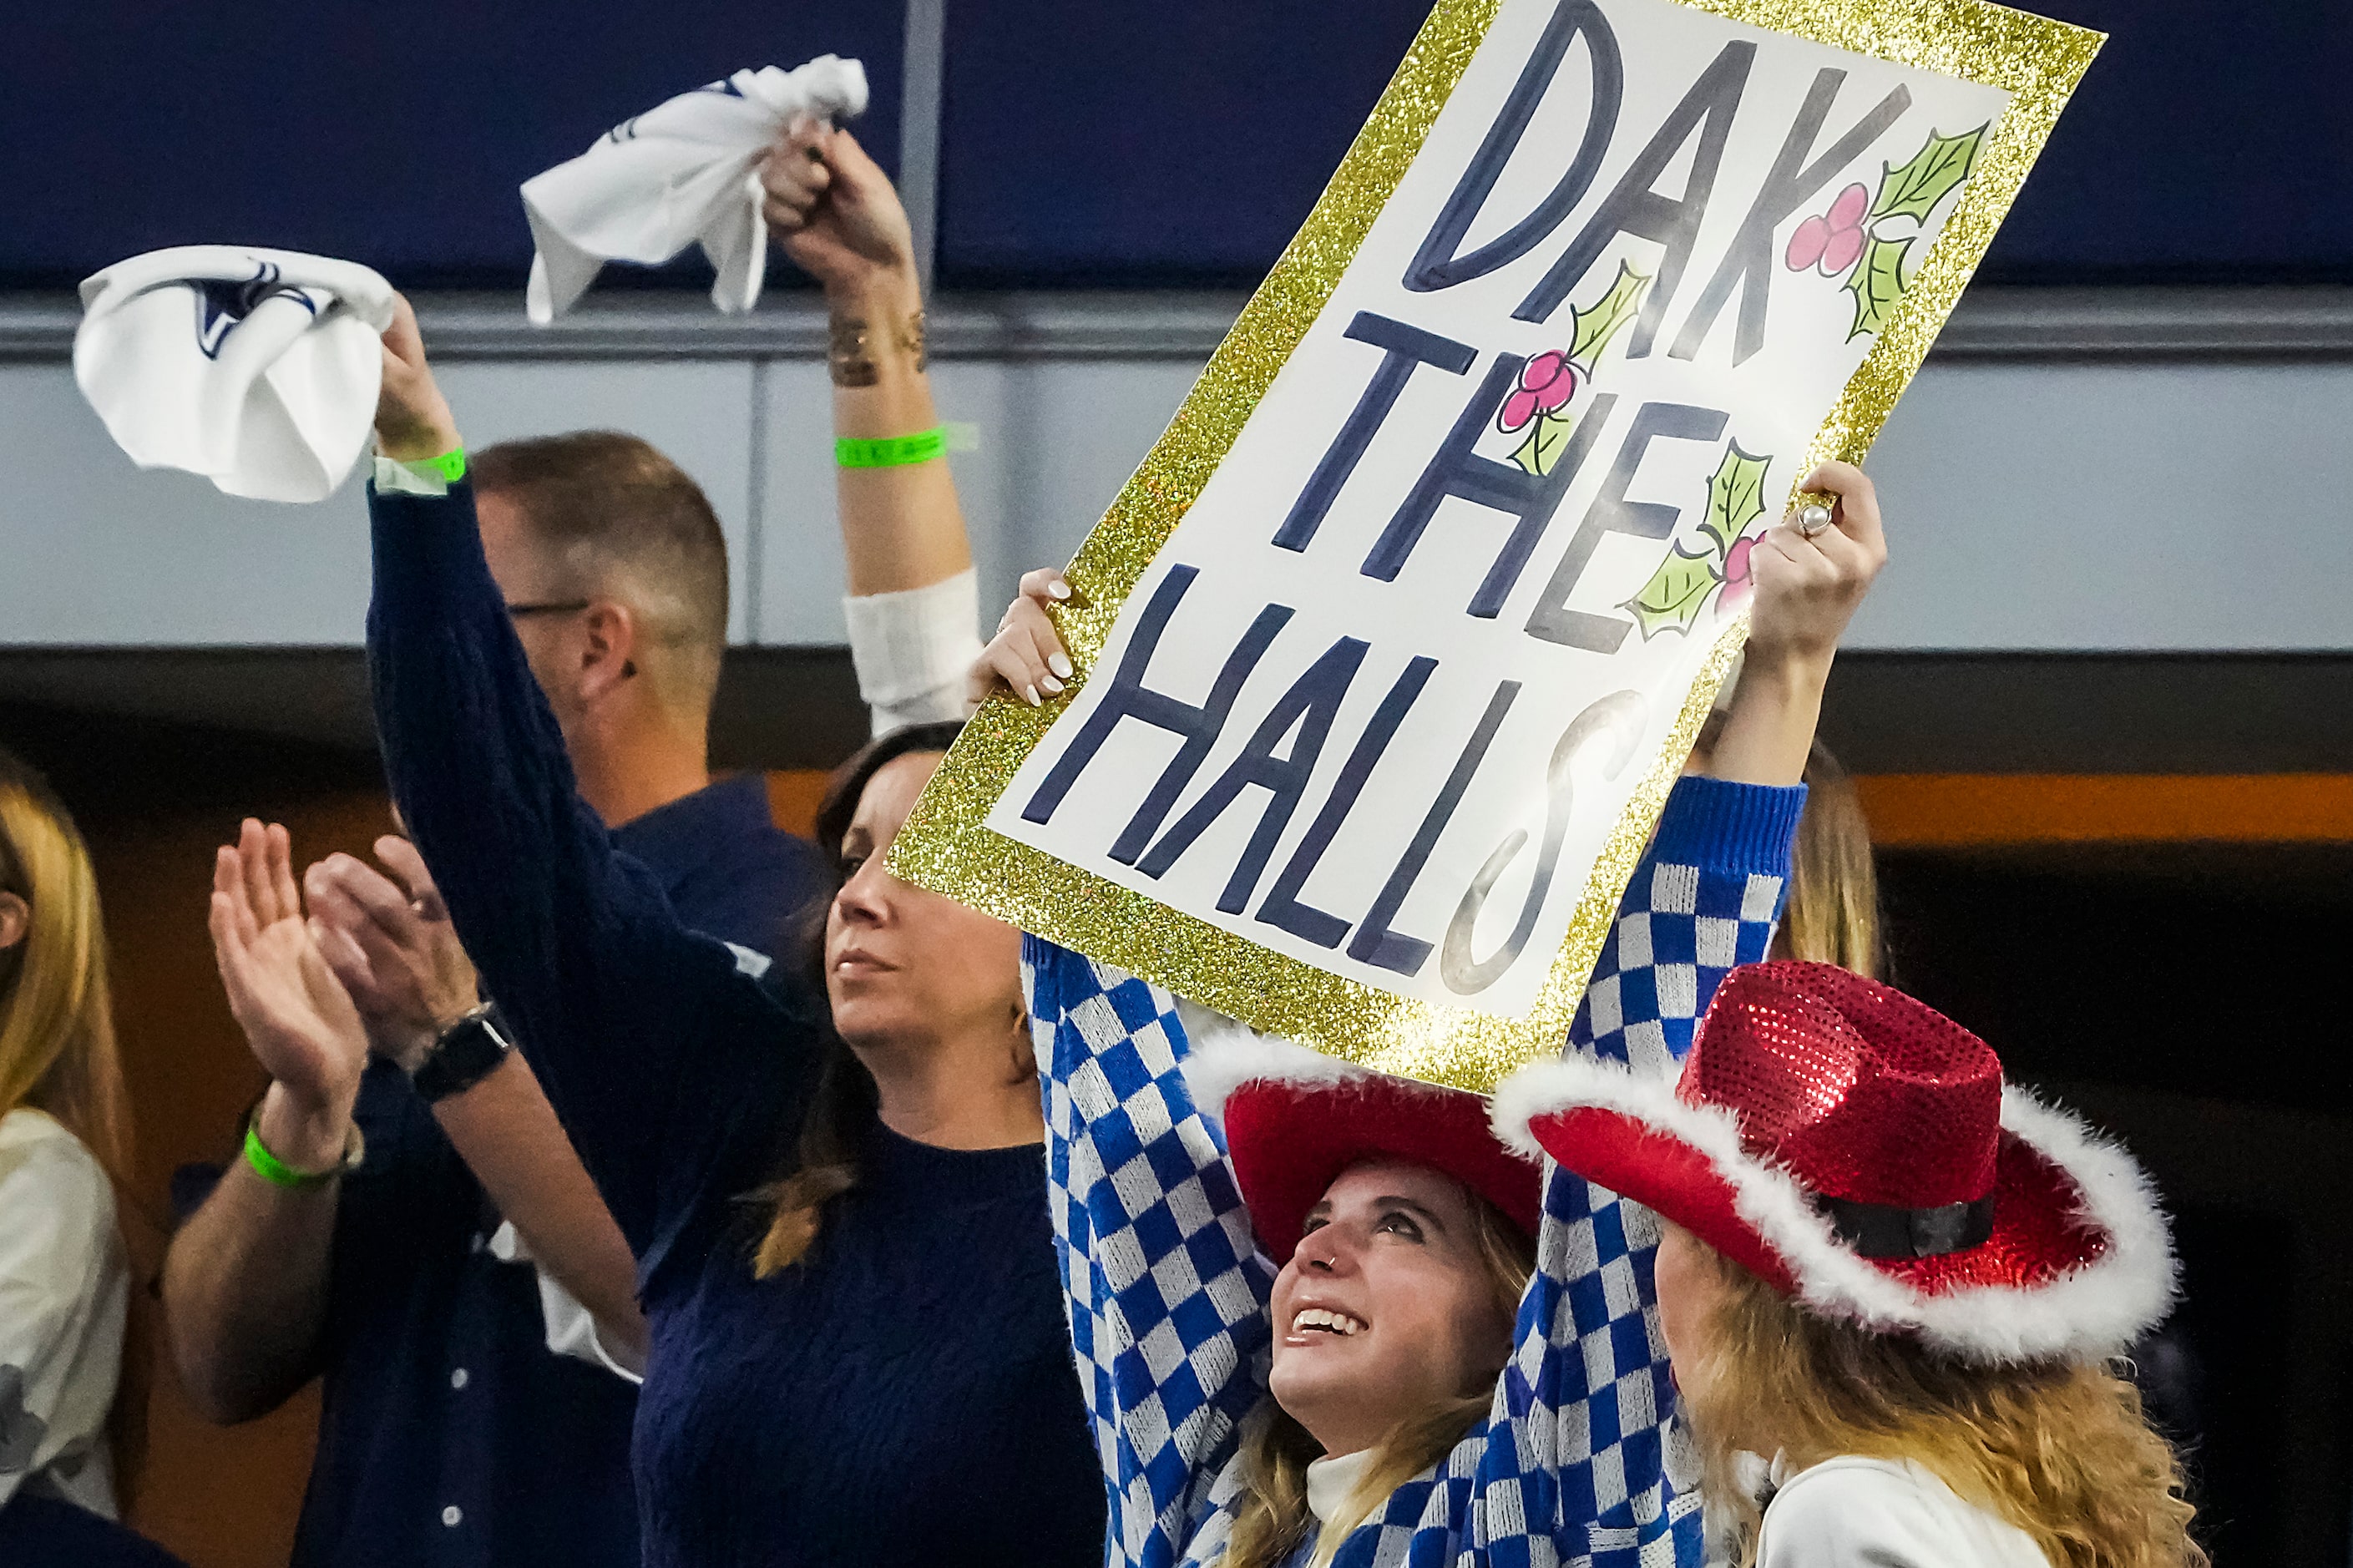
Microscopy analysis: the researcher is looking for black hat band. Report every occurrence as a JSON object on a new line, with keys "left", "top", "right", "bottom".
{"left": 1817, "top": 1192, "right": 1996, "bottom": 1260}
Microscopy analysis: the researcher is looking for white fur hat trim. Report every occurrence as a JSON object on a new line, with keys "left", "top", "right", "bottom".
{"left": 1491, "top": 1053, "right": 2178, "bottom": 1363}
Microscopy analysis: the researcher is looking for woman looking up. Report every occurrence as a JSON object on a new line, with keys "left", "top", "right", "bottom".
{"left": 0, "top": 748, "right": 183, "bottom": 1566}
{"left": 337, "top": 124, "right": 1103, "bottom": 1567}
{"left": 1506, "top": 964, "right": 2195, "bottom": 1567}
{"left": 976, "top": 463, "right": 1887, "bottom": 1565}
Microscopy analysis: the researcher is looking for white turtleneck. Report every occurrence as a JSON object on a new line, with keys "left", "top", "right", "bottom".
{"left": 1304, "top": 1449, "right": 1378, "bottom": 1530}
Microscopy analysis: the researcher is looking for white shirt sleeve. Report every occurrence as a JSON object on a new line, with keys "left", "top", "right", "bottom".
{"left": 843, "top": 569, "right": 986, "bottom": 737}
{"left": 0, "top": 1111, "right": 128, "bottom": 1516}
{"left": 1758, "top": 1457, "right": 2051, "bottom": 1568}
{"left": 488, "top": 1220, "right": 645, "bottom": 1383}
{"left": 371, "top": 453, "right": 453, "bottom": 496}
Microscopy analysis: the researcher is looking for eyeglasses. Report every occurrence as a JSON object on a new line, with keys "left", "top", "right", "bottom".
{"left": 503, "top": 599, "right": 592, "bottom": 620}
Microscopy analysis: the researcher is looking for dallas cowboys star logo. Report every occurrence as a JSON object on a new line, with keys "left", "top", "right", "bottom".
{"left": 193, "top": 260, "right": 316, "bottom": 360}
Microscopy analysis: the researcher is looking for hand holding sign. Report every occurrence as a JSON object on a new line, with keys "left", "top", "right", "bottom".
{"left": 1708, "top": 460, "right": 1885, "bottom": 787}
{"left": 969, "top": 569, "right": 1077, "bottom": 710}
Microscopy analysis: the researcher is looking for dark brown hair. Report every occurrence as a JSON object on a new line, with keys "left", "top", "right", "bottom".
{"left": 471, "top": 432, "right": 730, "bottom": 710}
{"left": 751, "top": 721, "right": 967, "bottom": 1277}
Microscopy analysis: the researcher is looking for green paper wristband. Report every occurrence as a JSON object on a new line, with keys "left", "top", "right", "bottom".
{"left": 423, "top": 448, "right": 468, "bottom": 483}
{"left": 244, "top": 1116, "right": 344, "bottom": 1191}
{"left": 836, "top": 427, "right": 948, "bottom": 469}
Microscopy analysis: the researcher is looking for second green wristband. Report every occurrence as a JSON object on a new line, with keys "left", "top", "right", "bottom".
{"left": 836, "top": 427, "right": 948, "bottom": 469}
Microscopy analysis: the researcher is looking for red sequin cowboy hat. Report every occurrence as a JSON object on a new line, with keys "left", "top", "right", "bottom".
{"left": 1492, "top": 962, "right": 2174, "bottom": 1363}
{"left": 1182, "top": 1022, "right": 1541, "bottom": 1264}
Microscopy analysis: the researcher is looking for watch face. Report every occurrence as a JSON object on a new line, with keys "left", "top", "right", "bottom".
{"left": 416, "top": 1010, "right": 512, "bottom": 1104}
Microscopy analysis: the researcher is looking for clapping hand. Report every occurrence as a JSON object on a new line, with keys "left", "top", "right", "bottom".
{"left": 306, "top": 836, "right": 482, "bottom": 1075}
{"left": 209, "top": 820, "right": 369, "bottom": 1171}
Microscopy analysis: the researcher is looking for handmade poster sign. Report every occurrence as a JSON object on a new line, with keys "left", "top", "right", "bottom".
{"left": 893, "top": 0, "right": 2100, "bottom": 1090}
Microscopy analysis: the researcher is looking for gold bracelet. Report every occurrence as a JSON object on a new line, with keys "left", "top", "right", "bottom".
{"left": 897, "top": 308, "right": 928, "bottom": 373}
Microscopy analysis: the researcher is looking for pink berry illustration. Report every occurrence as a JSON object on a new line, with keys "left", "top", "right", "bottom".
{"left": 1497, "top": 350, "right": 1579, "bottom": 432}
{"left": 1821, "top": 221, "right": 1865, "bottom": 276}
{"left": 1785, "top": 215, "right": 1829, "bottom": 272}
{"left": 1722, "top": 534, "right": 1758, "bottom": 603}
{"left": 1785, "top": 183, "right": 1872, "bottom": 277}
{"left": 1828, "top": 182, "right": 1870, "bottom": 232}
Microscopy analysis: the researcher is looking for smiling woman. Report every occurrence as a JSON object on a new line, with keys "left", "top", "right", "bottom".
{"left": 1022, "top": 752, "right": 1809, "bottom": 1567}
{"left": 1239, "top": 1158, "right": 1535, "bottom": 1566}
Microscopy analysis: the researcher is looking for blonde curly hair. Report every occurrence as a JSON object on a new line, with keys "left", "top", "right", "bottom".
{"left": 1675, "top": 1236, "right": 2203, "bottom": 1568}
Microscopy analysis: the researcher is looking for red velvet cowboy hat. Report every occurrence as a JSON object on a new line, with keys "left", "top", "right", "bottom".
{"left": 1492, "top": 962, "right": 2175, "bottom": 1363}
{"left": 1182, "top": 1023, "right": 1541, "bottom": 1265}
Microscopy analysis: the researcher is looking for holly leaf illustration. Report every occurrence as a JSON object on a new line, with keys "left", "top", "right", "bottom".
{"left": 1700, "top": 442, "right": 1771, "bottom": 557}
{"left": 1509, "top": 410, "right": 1576, "bottom": 478}
{"left": 1869, "top": 124, "right": 1988, "bottom": 225}
{"left": 1622, "top": 544, "right": 1724, "bottom": 640}
{"left": 1567, "top": 260, "right": 1652, "bottom": 373}
{"left": 1844, "top": 233, "right": 1910, "bottom": 341}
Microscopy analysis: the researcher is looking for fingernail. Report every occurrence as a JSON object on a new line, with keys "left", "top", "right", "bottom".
{"left": 1048, "top": 653, "right": 1074, "bottom": 680}
{"left": 1025, "top": 685, "right": 1041, "bottom": 707}
{"left": 1040, "top": 675, "right": 1065, "bottom": 695}
{"left": 1048, "top": 579, "right": 1071, "bottom": 600}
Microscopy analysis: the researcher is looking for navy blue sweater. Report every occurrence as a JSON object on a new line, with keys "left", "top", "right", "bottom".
{"left": 366, "top": 478, "right": 1104, "bottom": 1568}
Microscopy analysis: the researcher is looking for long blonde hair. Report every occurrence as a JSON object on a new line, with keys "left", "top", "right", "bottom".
{"left": 1225, "top": 1188, "right": 1536, "bottom": 1568}
{"left": 1677, "top": 1241, "right": 2203, "bottom": 1568}
{"left": 1691, "top": 717, "right": 1881, "bottom": 977}
{"left": 1777, "top": 739, "right": 1883, "bottom": 977}
{"left": 0, "top": 746, "right": 129, "bottom": 1181}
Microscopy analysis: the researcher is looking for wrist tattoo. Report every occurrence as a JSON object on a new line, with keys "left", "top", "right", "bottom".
{"left": 828, "top": 316, "right": 878, "bottom": 388}
{"left": 828, "top": 308, "right": 929, "bottom": 387}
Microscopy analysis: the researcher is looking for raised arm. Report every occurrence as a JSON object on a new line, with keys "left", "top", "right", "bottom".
{"left": 366, "top": 300, "right": 812, "bottom": 1258}
{"left": 762, "top": 123, "right": 982, "bottom": 732}
{"left": 979, "top": 574, "right": 1272, "bottom": 1565}
{"left": 1489, "top": 463, "right": 1888, "bottom": 1564}
{"left": 1025, "top": 940, "right": 1272, "bottom": 1568}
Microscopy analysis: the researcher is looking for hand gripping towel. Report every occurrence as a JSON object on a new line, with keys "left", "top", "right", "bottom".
{"left": 75, "top": 246, "right": 397, "bottom": 503}
{"left": 522, "top": 55, "right": 869, "bottom": 326}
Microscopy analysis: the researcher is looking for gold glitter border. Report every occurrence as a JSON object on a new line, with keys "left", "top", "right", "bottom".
{"left": 892, "top": 0, "right": 2102, "bottom": 1092}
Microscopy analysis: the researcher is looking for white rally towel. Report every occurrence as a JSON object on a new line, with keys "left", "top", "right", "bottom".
{"left": 75, "top": 246, "right": 397, "bottom": 503}
{"left": 522, "top": 56, "right": 868, "bottom": 325}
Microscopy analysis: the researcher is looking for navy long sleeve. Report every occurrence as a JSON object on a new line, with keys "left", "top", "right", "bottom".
{"left": 365, "top": 479, "right": 1104, "bottom": 1567}
{"left": 367, "top": 478, "right": 822, "bottom": 1287}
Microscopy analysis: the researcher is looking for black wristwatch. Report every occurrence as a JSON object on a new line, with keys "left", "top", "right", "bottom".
{"left": 409, "top": 1003, "right": 515, "bottom": 1105}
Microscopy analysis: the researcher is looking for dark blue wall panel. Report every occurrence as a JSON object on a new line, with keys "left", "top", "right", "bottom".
{"left": 936, "top": 0, "right": 2353, "bottom": 286}
{"left": 1, "top": 3, "right": 905, "bottom": 288}
{"left": 936, "top": 2, "right": 1430, "bottom": 285}
{"left": 3, "top": 2, "right": 2347, "bottom": 291}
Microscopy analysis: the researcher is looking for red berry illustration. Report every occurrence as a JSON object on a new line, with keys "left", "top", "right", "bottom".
{"left": 1498, "top": 350, "right": 1579, "bottom": 432}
